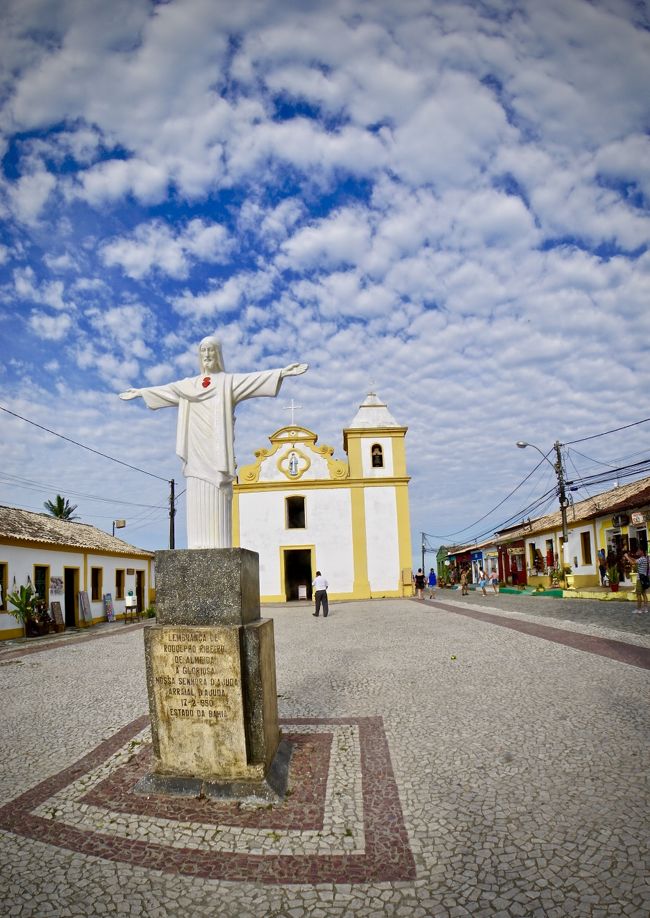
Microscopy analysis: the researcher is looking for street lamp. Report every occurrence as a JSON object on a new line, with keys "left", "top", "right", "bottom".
{"left": 516, "top": 440, "right": 568, "bottom": 542}
{"left": 112, "top": 519, "right": 126, "bottom": 537}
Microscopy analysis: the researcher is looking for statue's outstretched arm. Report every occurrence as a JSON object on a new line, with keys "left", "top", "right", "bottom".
{"left": 119, "top": 388, "right": 143, "bottom": 400}
{"left": 280, "top": 363, "right": 309, "bottom": 378}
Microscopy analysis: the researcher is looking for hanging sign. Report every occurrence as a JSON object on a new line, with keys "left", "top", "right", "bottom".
{"left": 631, "top": 512, "right": 646, "bottom": 525}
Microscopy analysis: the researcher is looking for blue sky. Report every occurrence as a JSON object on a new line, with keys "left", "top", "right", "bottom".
{"left": 1, "top": 0, "right": 649, "bottom": 562}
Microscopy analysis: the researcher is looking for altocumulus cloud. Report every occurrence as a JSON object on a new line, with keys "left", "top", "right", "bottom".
{"left": 0, "top": 0, "right": 648, "bottom": 555}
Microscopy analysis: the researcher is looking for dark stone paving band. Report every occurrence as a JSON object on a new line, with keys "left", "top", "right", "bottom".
{"left": 0, "top": 716, "right": 416, "bottom": 885}
{"left": 424, "top": 600, "right": 650, "bottom": 670}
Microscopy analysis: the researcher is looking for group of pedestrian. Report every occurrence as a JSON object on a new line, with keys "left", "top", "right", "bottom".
{"left": 414, "top": 565, "right": 498, "bottom": 598}
{"left": 314, "top": 549, "right": 650, "bottom": 615}
{"left": 414, "top": 568, "right": 438, "bottom": 599}
{"left": 476, "top": 567, "right": 499, "bottom": 596}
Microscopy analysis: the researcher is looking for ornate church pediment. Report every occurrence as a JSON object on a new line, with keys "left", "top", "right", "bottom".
{"left": 237, "top": 425, "right": 349, "bottom": 483}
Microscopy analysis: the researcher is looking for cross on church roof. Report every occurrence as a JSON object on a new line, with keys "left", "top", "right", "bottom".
{"left": 283, "top": 399, "right": 303, "bottom": 426}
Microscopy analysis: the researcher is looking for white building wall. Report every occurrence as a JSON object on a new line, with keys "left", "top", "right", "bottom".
{"left": 239, "top": 488, "right": 354, "bottom": 595}
{"left": 364, "top": 487, "right": 400, "bottom": 591}
{"left": 360, "top": 437, "right": 394, "bottom": 478}
{"left": 564, "top": 524, "right": 597, "bottom": 577}
{"left": 0, "top": 543, "right": 149, "bottom": 631}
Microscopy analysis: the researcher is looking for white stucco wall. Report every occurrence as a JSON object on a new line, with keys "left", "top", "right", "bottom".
{"left": 239, "top": 488, "right": 354, "bottom": 595}
{"left": 563, "top": 524, "right": 598, "bottom": 577}
{"left": 0, "top": 543, "right": 149, "bottom": 632}
{"left": 360, "top": 437, "right": 394, "bottom": 477}
{"left": 364, "top": 486, "right": 400, "bottom": 591}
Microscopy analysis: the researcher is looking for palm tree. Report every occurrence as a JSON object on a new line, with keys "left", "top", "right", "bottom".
{"left": 44, "top": 494, "right": 79, "bottom": 520}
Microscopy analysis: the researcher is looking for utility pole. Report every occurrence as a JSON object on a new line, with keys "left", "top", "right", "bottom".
{"left": 421, "top": 533, "right": 425, "bottom": 573}
{"left": 517, "top": 439, "right": 569, "bottom": 543}
{"left": 554, "top": 441, "right": 569, "bottom": 543}
{"left": 169, "top": 479, "right": 176, "bottom": 549}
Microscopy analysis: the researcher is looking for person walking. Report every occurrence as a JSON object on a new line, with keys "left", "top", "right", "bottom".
{"left": 414, "top": 568, "right": 426, "bottom": 599}
{"left": 427, "top": 567, "right": 437, "bottom": 598}
{"left": 460, "top": 567, "right": 470, "bottom": 595}
{"left": 478, "top": 567, "right": 488, "bottom": 596}
{"left": 624, "top": 548, "right": 649, "bottom": 614}
{"left": 490, "top": 569, "right": 499, "bottom": 594}
{"left": 312, "top": 571, "right": 329, "bottom": 617}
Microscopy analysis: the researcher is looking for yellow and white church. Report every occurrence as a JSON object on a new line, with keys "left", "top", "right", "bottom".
{"left": 233, "top": 392, "right": 413, "bottom": 602}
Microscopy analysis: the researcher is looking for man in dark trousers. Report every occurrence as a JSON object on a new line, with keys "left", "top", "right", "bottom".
{"left": 312, "top": 571, "right": 329, "bottom": 617}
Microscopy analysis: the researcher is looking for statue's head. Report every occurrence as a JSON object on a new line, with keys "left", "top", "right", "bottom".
{"left": 199, "top": 336, "right": 225, "bottom": 374}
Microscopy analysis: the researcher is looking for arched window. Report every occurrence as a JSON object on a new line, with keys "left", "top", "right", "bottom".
{"left": 371, "top": 444, "right": 384, "bottom": 468}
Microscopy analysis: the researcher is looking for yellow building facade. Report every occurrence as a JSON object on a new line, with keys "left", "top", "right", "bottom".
{"left": 233, "top": 393, "right": 413, "bottom": 603}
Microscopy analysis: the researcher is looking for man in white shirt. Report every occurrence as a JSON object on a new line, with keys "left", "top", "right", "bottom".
{"left": 312, "top": 571, "right": 329, "bottom": 618}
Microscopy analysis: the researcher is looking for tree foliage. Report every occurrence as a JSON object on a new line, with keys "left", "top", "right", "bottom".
{"left": 44, "top": 494, "right": 79, "bottom": 520}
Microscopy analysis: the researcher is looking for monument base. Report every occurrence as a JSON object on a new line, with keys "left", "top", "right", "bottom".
{"left": 134, "top": 738, "right": 292, "bottom": 802}
{"left": 144, "top": 548, "right": 282, "bottom": 797}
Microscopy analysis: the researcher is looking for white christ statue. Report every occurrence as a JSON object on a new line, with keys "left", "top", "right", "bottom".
{"left": 119, "top": 337, "right": 308, "bottom": 549}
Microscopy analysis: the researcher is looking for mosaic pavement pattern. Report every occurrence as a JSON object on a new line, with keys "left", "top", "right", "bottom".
{"left": 0, "top": 715, "right": 415, "bottom": 886}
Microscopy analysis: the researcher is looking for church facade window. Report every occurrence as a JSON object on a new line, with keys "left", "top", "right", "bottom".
{"left": 34, "top": 565, "right": 49, "bottom": 604}
{"left": 91, "top": 566, "right": 103, "bottom": 602}
{"left": 371, "top": 444, "right": 384, "bottom": 468}
{"left": 115, "top": 569, "right": 125, "bottom": 600}
{"left": 286, "top": 496, "right": 306, "bottom": 529}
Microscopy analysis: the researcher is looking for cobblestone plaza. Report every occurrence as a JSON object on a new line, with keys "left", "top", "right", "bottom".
{"left": 1, "top": 592, "right": 648, "bottom": 917}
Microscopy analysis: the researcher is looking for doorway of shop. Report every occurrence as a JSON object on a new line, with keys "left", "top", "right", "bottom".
{"left": 63, "top": 567, "right": 79, "bottom": 627}
{"left": 283, "top": 549, "right": 312, "bottom": 601}
{"left": 136, "top": 570, "right": 145, "bottom": 614}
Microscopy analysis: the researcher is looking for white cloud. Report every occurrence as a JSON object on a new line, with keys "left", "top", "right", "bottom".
{"left": 8, "top": 169, "right": 56, "bottom": 224}
{"left": 72, "top": 158, "right": 169, "bottom": 206}
{"left": 101, "top": 219, "right": 232, "bottom": 279}
{"left": 171, "top": 270, "right": 276, "bottom": 318}
{"left": 1, "top": 0, "right": 649, "bottom": 556}
{"left": 227, "top": 117, "right": 385, "bottom": 183}
{"left": 13, "top": 268, "right": 70, "bottom": 312}
{"left": 278, "top": 207, "right": 372, "bottom": 272}
{"left": 594, "top": 134, "right": 650, "bottom": 200}
{"left": 86, "top": 303, "right": 154, "bottom": 361}
{"left": 28, "top": 310, "right": 72, "bottom": 340}
{"left": 44, "top": 253, "right": 78, "bottom": 273}
{"left": 387, "top": 72, "right": 512, "bottom": 188}
{"left": 238, "top": 197, "right": 305, "bottom": 244}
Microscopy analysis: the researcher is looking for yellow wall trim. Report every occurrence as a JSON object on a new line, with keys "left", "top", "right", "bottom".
{"left": 0, "top": 626, "right": 24, "bottom": 641}
{"left": 0, "top": 537, "right": 153, "bottom": 559}
{"left": 235, "top": 477, "right": 410, "bottom": 494}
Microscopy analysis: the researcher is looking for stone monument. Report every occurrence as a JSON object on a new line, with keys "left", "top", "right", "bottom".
{"left": 119, "top": 336, "right": 308, "bottom": 549}
{"left": 120, "top": 339, "right": 308, "bottom": 798}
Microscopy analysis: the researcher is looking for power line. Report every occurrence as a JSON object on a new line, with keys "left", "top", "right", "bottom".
{"left": 0, "top": 404, "right": 170, "bottom": 483}
{"left": 424, "top": 483, "right": 557, "bottom": 545}
{"left": 428, "top": 451, "right": 553, "bottom": 541}
{"left": 0, "top": 472, "right": 166, "bottom": 509}
{"left": 470, "top": 486, "right": 558, "bottom": 544}
{"left": 564, "top": 416, "right": 650, "bottom": 445}
{"left": 567, "top": 447, "right": 622, "bottom": 469}
{"left": 566, "top": 457, "right": 650, "bottom": 486}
